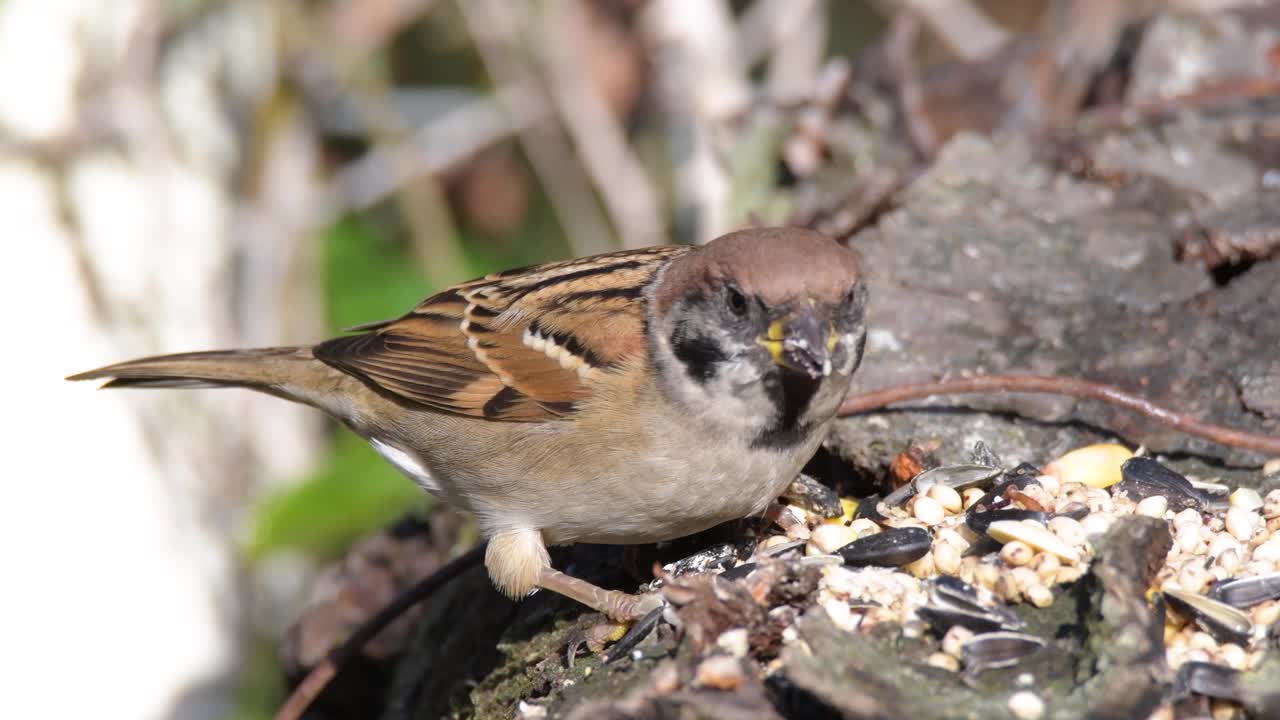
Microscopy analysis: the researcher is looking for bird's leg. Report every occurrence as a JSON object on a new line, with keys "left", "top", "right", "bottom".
{"left": 486, "top": 528, "right": 662, "bottom": 621}
{"left": 537, "top": 568, "right": 664, "bottom": 621}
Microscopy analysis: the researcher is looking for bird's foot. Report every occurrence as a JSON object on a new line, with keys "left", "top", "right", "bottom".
{"left": 566, "top": 603, "right": 665, "bottom": 667}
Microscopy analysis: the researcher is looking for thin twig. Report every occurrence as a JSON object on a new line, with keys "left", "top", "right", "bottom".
{"left": 642, "top": 0, "right": 750, "bottom": 244}
{"left": 884, "top": 12, "right": 939, "bottom": 160}
{"left": 838, "top": 375, "right": 1280, "bottom": 455}
{"left": 540, "top": 0, "right": 665, "bottom": 249}
{"left": 459, "top": 0, "right": 618, "bottom": 256}
{"left": 737, "top": 0, "right": 828, "bottom": 104}
{"left": 319, "top": 87, "right": 545, "bottom": 222}
{"left": 874, "top": 0, "right": 1010, "bottom": 62}
{"left": 274, "top": 543, "right": 488, "bottom": 720}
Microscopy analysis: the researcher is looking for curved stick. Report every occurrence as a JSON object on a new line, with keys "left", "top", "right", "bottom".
{"left": 838, "top": 374, "right": 1280, "bottom": 455}
{"left": 275, "top": 542, "right": 487, "bottom": 720}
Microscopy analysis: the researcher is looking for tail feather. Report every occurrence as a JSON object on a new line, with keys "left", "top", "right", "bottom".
{"left": 68, "top": 348, "right": 311, "bottom": 391}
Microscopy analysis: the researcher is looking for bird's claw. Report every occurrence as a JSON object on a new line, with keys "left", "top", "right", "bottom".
{"left": 564, "top": 596, "right": 666, "bottom": 667}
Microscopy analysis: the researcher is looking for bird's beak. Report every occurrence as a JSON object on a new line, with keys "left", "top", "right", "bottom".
{"left": 760, "top": 307, "right": 836, "bottom": 380}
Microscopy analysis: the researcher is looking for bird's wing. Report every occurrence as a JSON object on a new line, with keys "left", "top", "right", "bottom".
{"left": 313, "top": 245, "right": 691, "bottom": 421}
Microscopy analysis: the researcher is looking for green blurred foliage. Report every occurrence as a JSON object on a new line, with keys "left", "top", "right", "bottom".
{"left": 248, "top": 429, "right": 428, "bottom": 561}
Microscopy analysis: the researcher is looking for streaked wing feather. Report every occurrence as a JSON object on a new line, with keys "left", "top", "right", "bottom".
{"left": 313, "top": 245, "right": 690, "bottom": 421}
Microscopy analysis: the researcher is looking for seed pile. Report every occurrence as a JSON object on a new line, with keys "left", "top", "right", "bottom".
{"left": 718, "top": 443, "right": 1280, "bottom": 716}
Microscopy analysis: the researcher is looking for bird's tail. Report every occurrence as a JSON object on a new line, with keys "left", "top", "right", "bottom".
{"left": 67, "top": 347, "right": 317, "bottom": 393}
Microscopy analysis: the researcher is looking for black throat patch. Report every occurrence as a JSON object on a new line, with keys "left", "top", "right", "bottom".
{"left": 751, "top": 371, "right": 820, "bottom": 450}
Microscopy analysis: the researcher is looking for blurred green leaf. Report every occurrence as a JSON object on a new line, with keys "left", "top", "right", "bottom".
{"left": 231, "top": 636, "right": 286, "bottom": 720}
{"left": 324, "top": 215, "right": 437, "bottom": 332}
{"left": 248, "top": 429, "right": 428, "bottom": 560}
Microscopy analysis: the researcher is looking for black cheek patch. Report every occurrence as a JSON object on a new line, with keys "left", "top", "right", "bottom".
{"left": 670, "top": 325, "right": 726, "bottom": 384}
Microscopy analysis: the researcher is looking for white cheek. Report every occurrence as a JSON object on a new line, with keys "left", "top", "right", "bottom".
{"left": 838, "top": 332, "right": 864, "bottom": 374}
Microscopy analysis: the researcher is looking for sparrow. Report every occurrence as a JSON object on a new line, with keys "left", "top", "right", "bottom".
{"left": 70, "top": 227, "right": 868, "bottom": 621}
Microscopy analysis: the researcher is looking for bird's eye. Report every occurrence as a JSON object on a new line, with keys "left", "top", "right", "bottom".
{"left": 726, "top": 286, "right": 748, "bottom": 317}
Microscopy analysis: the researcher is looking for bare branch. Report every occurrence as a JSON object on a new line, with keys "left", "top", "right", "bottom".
{"left": 739, "top": 0, "right": 829, "bottom": 104}
{"left": 319, "top": 86, "right": 544, "bottom": 222}
{"left": 871, "top": 0, "right": 1010, "bottom": 61}
{"left": 642, "top": 0, "right": 750, "bottom": 244}
{"left": 540, "top": 0, "right": 666, "bottom": 248}
{"left": 459, "top": 0, "right": 618, "bottom": 256}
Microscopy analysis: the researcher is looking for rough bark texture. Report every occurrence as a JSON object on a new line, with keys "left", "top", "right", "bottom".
{"left": 834, "top": 101, "right": 1280, "bottom": 478}
{"left": 364, "top": 10, "right": 1280, "bottom": 717}
{"left": 364, "top": 98, "right": 1280, "bottom": 718}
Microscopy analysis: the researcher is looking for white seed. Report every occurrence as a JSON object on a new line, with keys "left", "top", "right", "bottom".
{"left": 760, "top": 534, "right": 795, "bottom": 550}
{"left": 994, "top": 573, "right": 1021, "bottom": 602}
{"left": 962, "top": 487, "right": 986, "bottom": 509}
{"left": 1185, "top": 648, "right": 1212, "bottom": 664}
{"left": 927, "top": 484, "right": 964, "bottom": 514}
{"left": 933, "top": 541, "right": 962, "bottom": 575}
{"left": 1253, "top": 538, "right": 1280, "bottom": 564}
{"left": 1007, "top": 690, "right": 1045, "bottom": 720}
{"left": 926, "top": 652, "right": 960, "bottom": 672}
{"left": 975, "top": 562, "right": 1000, "bottom": 590}
{"left": 1035, "top": 473, "right": 1060, "bottom": 496}
{"left": 1176, "top": 524, "right": 1202, "bottom": 554}
{"left": 1214, "top": 549, "right": 1242, "bottom": 575}
{"left": 1178, "top": 564, "right": 1212, "bottom": 594}
{"left": 1230, "top": 487, "right": 1264, "bottom": 512}
{"left": 1080, "top": 513, "right": 1114, "bottom": 538}
{"left": 1173, "top": 508, "right": 1203, "bottom": 528}
{"left": 941, "top": 625, "right": 974, "bottom": 658}
{"left": 1263, "top": 489, "right": 1280, "bottom": 519}
{"left": 1265, "top": 458, "right": 1280, "bottom": 477}
{"left": 912, "top": 495, "right": 945, "bottom": 525}
{"left": 716, "top": 628, "right": 750, "bottom": 658}
{"left": 1026, "top": 584, "right": 1054, "bottom": 608}
{"left": 1225, "top": 508, "right": 1257, "bottom": 542}
{"left": 1017, "top": 484, "right": 1053, "bottom": 511}
{"left": 1208, "top": 534, "right": 1241, "bottom": 558}
{"left": 1059, "top": 482, "right": 1090, "bottom": 504}
{"left": 1031, "top": 552, "right": 1062, "bottom": 582}
{"left": 849, "top": 518, "right": 881, "bottom": 537}
{"left": 823, "top": 598, "right": 860, "bottom": 633}
{"left": 1048, "top": 516, "right": 1087, "bottom": 547}
{"left": 904, "top": 551, "right": 936, "bottom": 579}
{"left": 1188, "top": 631, "right": 1218, "bottom": 651}
{"left": 1136, "top": 495, "right": 1169, "bottom": 518}
{"left": 988, "top": 520, "right": 1081, "bottom": 563}
{"left": 808, "top": 523, "right": 859, "bottom": 554}
{"left": 936, "top": 527, "right": 972, "bottom": 552}
{"left": 1010, "top": 568, "right": 1040, "bottom": 595}
{"left": 1251, "top": 601, "right": 1280, "bottom": 627}
{"left": 1001, "top": 540, "right": 1035, "bottom": 567}
{"left": 820, "top": 565, "right": 861, "bottom": 597}
{"left": 1217, "top": 643, "right": 1247, "bottom": 669}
